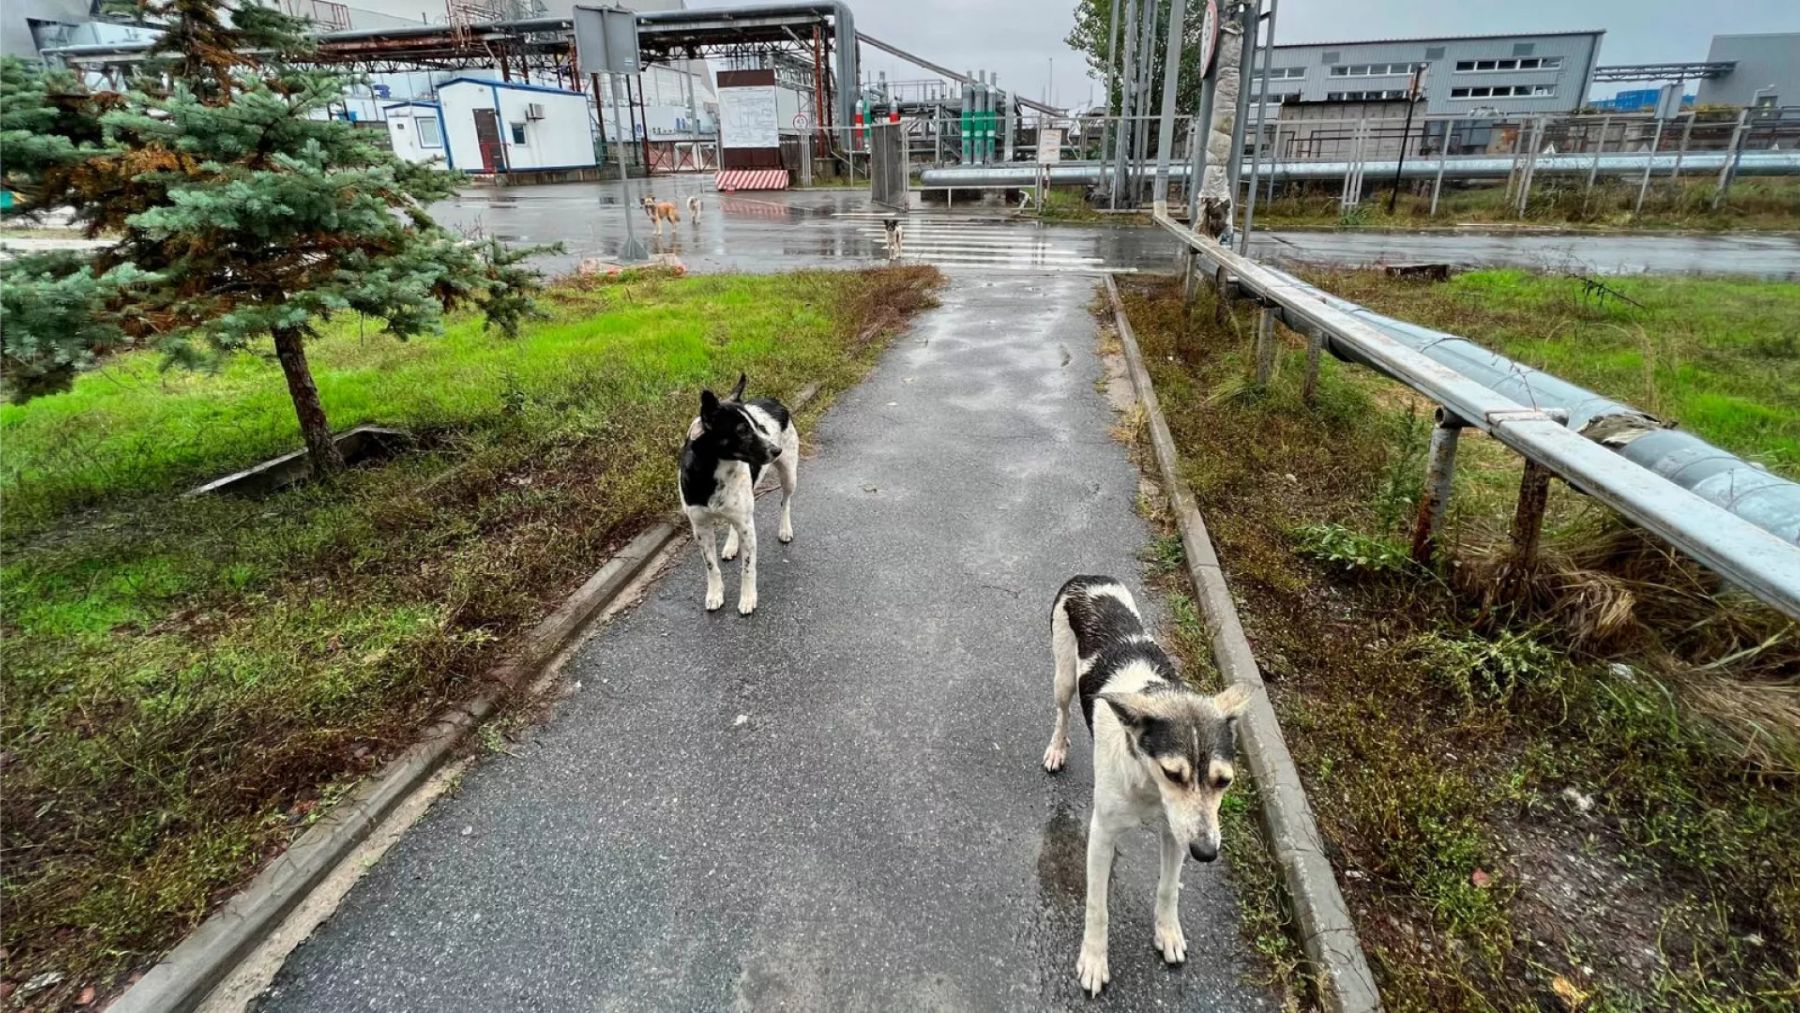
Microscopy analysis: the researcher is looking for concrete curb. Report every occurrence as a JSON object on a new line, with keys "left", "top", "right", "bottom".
{"left": 1102, "top": 275, "right": 1382, "bottom": 1013}
{"left": 111, "top": 382, "right": 823, "bottom": 1013}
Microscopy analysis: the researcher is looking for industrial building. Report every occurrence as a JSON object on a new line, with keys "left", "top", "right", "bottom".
{"left": 1695, "top": 33, "right": 1798, "bottom": 109}
{"left": 1252, "top": 30, "right": 1604, "bottom": 116}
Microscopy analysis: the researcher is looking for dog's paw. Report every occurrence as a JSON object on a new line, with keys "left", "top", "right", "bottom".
{"left": 1075, "top": 942, "right": 1110, "bottom": 997}
{"left": 1154, "top": 918, "right": 1187, "bottom": 965}
{"left": 705, "top": 586, "right": 725, "bottom": 611}
{"left": 737, "top": 592, "right": 757, "bottom": 616}
{"left": 721, "top": 545, "right": 739, "bottom": 561}
{"left": 1042, "top": 738, "right": 1068, "bottom": 773}
{"left": 778, "top": 526, "right": 793, "bottom": 544}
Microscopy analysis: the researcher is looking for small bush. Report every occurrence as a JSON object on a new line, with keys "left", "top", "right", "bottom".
{"left": 1409, "top": 628, "right": 1564, "bottom": 708}
{"left": 1294, "top": 522, "right": 1414, "bottom": 575}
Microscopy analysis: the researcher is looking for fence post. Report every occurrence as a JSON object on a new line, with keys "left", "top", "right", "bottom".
{"left": 1430, "top": 117, "right": 1454, "bottom": 217}
{"left": 1669, "top": 110, "right": 1694, "bottom": 184}
{"left": 1252, "top": 304, "right": 1277, "bottom": 386}
{"left": 1633, "top": 115, "right": 1666, "bottom": 217}
{"left": 1301, "top": 327, "right": 1323, "bottom": 405}
{"left": 1410, "top": 411, "right": 1464, "bottom": 564}
{"left": 1586, "top": 113, "right": 1609, "bottom": 198}
{"left": 1712, "top": 108, "right": 1751, "bottom": 211}
{"left": 1515, "top": 117, "right": 1543, "bottom": 218}
{"left": 1501, "top": 458, "right": 1554, "bottom": 598}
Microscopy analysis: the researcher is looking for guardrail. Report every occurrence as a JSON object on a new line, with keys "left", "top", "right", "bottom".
{"left": 1148, "top": 212, "right": 1800, "bottom": 621}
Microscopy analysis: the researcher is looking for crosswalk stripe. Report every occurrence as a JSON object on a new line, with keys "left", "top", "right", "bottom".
{"left": 878, "top": 245, "right": 1104, "bottom": 263}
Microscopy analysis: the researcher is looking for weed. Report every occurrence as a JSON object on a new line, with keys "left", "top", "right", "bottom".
{"left": 1294, "top": 522, "right": 1414, "bottom": 576}
{"left": 1408, "top": 628, "right": 1565, "bottom": 709}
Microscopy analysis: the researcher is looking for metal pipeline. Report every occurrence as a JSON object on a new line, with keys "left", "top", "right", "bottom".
{"left": 1150, "top": 212, "right": 1800, "bottom": 613}
{"left": 920, "top": 150, "right": 1800, "bottom": 186}
{"left": 1264, "top": 267, "right": 1800, "bottom": 543}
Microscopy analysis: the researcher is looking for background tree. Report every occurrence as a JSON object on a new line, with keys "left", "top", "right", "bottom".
{"left": 1066, "top": 0, "right": 1216, "bottom": 125}
{"left": 0, "top": 0, "right": 539, "bottom": 475}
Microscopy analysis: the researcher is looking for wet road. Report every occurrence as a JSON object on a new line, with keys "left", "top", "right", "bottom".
{"left": 427, "top": 174, "right": 1800, "bottom": 279}
{"left": 258, "top": 273, "right": 1272, "bottom": 1011}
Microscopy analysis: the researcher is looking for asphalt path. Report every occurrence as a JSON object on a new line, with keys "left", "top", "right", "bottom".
{"left": 257, "top": 272, "right": 1274, "bottom": 1011}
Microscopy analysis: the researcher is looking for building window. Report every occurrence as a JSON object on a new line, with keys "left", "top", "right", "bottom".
{"left": 1325, "top": 89, "right": 1410, "bottom": 102}
{"left": 1455, "top": 56, "right": 1562, "bottom": 73}
{"left": 510, "top": 122, "right": 528, "bottom": 144}
{"left": 1450, "top": 84, "right": 1556, "bottom": 99}
{"left": 416, "top": 115, "right": 443, "bottom": 147}
{"left": 1329, "top": 62, "right": 1417, "bottom": 77}
{"left": 1252, "top": 66, "right": 1307, "bottom": 79}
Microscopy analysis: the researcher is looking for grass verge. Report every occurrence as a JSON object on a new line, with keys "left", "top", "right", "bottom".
{"left": 1246, "top": 177, "right": 1800, "bottom": 233}
{"left": 0, "top": 266, "right": 943, "bottom": 1006}
{"left": 1109, "top": 270, "right": 1798, "bottom": 1011}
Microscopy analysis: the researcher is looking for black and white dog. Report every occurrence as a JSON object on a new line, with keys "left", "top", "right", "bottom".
{"left": 1042, "top": 575, "right": 1251, "bottom": 997}
{"left": 678, "top": 374, "right": 798, "bottom": 615}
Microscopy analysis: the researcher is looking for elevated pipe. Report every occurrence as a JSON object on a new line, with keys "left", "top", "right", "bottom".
{"left": 920, "top": 150, "right": 1800, "bottom": 186}
{"left": 1150, "top": 211, "right": 1800, "bottom": 617}
{"left": 1271, "top": 270, "right": 1800, "bottom": 544}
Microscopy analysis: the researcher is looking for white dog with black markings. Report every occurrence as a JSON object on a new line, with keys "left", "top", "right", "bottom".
{"left": 678, "top": 374, "right": 798, "bottom": 615}
{"left": 1042, "top": 575, "right": 1251, "bottom": 997}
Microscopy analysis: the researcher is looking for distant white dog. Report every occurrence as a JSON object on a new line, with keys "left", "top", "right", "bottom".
{"left": 686, "top": 195, "right": 703, "bottom": 220}
{"left": 883, "top": 217, "right": 903, "bottom": 259}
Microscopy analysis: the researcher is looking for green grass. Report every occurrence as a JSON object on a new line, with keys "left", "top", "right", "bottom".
{"left": 1109, "top": 272, "right": 1800, "bottom": 1011}
{"left": 1246, "top": 176, "right": 1800, "bottom": 232}
{"left": 0, "top": 266, "right": 942, "bottom": 1005}
{"left": 1306, "top": 268, "right": 1800, "bottom": 479}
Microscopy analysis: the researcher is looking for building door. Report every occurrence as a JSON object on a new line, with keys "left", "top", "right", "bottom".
{"left": 472, "top": 107, "right": 506, "bottom": 172}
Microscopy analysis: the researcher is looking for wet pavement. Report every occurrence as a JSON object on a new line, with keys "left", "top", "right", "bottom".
{"left": 427, "top": 174, "right": 1800, "bottom": 279}
{"left": 257, "top": 272, "right": 1272, "bottom": 1011}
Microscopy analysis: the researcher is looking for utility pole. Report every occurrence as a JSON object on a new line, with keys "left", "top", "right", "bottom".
{"left": 1151, "top": 0, "right": 1189, "bottom": 212}
{"left": 1387, "top": 63, "right": 1424, "bottom": 214}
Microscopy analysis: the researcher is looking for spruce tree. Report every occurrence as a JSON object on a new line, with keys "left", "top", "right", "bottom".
{"left": 0, "top": 1, "right": 540, "bottom": 475}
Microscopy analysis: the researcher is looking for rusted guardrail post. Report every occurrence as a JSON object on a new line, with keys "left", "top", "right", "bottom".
{"left": 1501, "top": 458, "right": 1554, "bottom": 599}
{"left": 1410, "top": 409, "right": 1464, "bottom": 564}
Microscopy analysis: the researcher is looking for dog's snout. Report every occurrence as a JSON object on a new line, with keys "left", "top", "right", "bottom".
{"left": 770, "top": 446, "right": 783, "bottom": 459}
{"left": 1189, "top": 841, "right": 1218, "bottom": 863}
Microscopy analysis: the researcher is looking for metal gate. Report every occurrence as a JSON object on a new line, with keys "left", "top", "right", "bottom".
{"left": 868, "top": 122, "right": 907, "bottom": 209}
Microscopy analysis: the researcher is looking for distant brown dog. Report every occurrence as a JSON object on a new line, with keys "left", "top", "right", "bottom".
{"left": 641, "top": 196, "right": 680, "bottom": 235}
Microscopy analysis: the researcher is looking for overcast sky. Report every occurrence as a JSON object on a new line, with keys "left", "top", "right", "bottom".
{"left": 711, "top": 0, "right": 1798, "bottom": 107}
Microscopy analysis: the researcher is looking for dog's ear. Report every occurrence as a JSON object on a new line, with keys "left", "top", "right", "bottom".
{"left": 729, "top": 372, "right": 747, "bottom": 401}
{"left": 1098, "top": 692, "right": 1157, "bottom": 731}
{"left": 700, "top": 389, "right": 720, "bottom": 421}
{"left": 1211, "top": 684, "right": 1252, "bottom": 719}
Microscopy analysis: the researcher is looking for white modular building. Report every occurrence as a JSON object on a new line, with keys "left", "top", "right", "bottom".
{"left": 383, "top": 100, "right": 449, "bottom": 167}
{"left": 435, "top": 77, "right": 597, "bottom": 175}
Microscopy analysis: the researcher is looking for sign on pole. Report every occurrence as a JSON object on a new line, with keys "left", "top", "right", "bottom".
{"left": 572, "top": 5, "right": 640, "bottom": 75}
{"left": 572, "top": 5, "right": 646, "bottom": 262}
{"left": 1197, "top": 0, "right": 1221, "bottom": 78}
